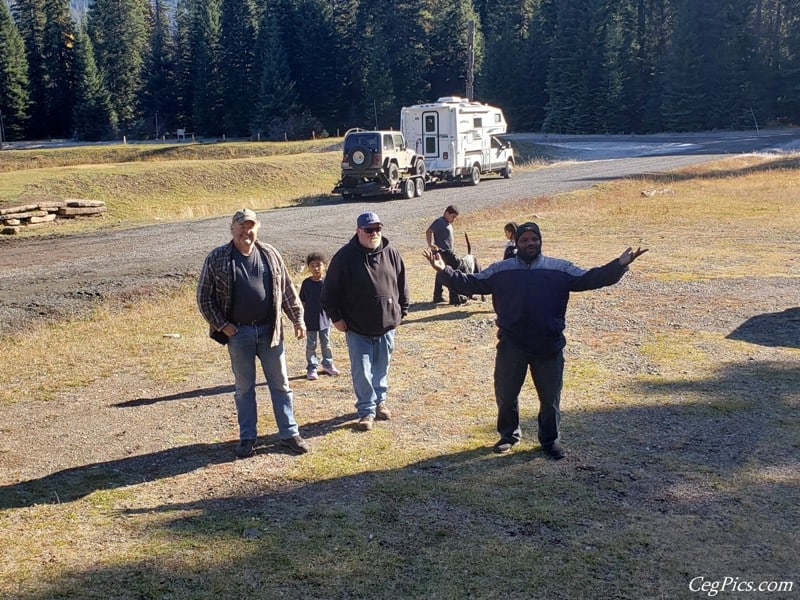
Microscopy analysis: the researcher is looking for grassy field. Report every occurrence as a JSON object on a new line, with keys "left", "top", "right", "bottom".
{"left": 0, "top": 140, "right": 343, "bottom": 236}
{"left": 0, "top": 149, "right": 798, "bottom": 599}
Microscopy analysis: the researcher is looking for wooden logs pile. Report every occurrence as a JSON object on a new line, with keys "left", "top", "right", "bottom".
{"left": 0, "top": 200, "right": 106, "bottom": 234}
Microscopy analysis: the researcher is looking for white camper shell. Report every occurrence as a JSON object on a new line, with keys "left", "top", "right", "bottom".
{"left": 400, "top": 97, "right": 514, "bottom": 185}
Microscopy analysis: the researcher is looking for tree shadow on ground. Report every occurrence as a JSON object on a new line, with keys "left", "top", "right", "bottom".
{"left": 5, "top": 357, "right": 799, "bottom": 598}
{"left": 726, "top": 307, "right": 800, "bottom": 349}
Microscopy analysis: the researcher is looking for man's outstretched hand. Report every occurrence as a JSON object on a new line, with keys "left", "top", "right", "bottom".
{"left": 422, "top": 248, "right": 446, "bottom": 272}
{"left": 619, "top": 247, "right": 648, "bottom": 266}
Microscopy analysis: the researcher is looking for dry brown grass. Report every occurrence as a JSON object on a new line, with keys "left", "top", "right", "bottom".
{"left": 0, "top": 153, "right": 798, "bottom": 599}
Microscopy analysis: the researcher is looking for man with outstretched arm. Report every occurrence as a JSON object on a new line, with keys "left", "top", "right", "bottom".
{"left": 423, "top": 221, "right": 647, "bottom": 459}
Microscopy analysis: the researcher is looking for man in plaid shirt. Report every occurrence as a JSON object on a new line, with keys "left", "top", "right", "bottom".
{"left": 197, "top": 208, "right": 309, "bottom": 458}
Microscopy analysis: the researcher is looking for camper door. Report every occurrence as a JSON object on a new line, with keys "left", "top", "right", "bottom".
{"left": 422, "top": 111, "right": 439, "bottom": 158}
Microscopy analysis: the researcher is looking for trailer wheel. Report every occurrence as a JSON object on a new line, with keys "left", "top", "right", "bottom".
{"left": 401, "top": 178, "right": 415, "bottom": 199}
{"left": 385, "top": 163, "right": 400, "bottom": 185}
{"left": 467, "top": 164, "right": 481, "bottom": 186}
{"left": 501, "top": 160, "right": 513, "bottom": 179}
{"left": 414, "top": 177, "right": 425, "bottom": 197}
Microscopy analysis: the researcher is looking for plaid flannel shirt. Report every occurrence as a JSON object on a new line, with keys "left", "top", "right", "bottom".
{"left": 197, "top": 240, "right": 304, "bottom": 347}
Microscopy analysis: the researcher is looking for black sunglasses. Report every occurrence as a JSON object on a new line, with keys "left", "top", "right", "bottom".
{"left": 360, "top": 226, "right": 382, "bottom": 234}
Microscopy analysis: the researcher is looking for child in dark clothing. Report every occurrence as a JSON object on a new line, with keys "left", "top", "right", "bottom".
{"left": 299, "top": 252, "right": 339, "bottom": 380}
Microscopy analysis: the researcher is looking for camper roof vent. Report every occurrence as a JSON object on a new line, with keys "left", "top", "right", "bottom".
{"left": 437, "top": 96, "right": 464, "bottom": 103}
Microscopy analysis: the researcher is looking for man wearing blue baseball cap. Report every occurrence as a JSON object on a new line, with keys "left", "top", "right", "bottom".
{"left": 322, "top": 211, "right": 410, "bottom": 431}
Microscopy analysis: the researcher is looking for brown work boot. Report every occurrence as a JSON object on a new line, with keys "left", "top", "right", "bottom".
{"left": 376, "top": 403, "right": 392, "bottom": 421}
{"left": 356, "top": 415, "right": 375, "bottom": 431}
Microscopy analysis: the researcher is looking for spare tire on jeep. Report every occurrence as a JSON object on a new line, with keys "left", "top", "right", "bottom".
{"left": 348, "top": 146, "right": 372, "bottom": 168}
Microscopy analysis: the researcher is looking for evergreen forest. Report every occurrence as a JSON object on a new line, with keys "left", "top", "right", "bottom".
{"left": 1, "top": 0, "right": 799, "bottom": 142}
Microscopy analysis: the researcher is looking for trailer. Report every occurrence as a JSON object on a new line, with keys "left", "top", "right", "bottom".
{"left": 331, "top": 128, "right": 427, "bottom": 199}
{"left": 400, "top": 97, "right": 514, "bottom": 185}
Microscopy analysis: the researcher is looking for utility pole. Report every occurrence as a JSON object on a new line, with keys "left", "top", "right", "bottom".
{"left": 466, "top": 20, "right": 475, "bottom": 101}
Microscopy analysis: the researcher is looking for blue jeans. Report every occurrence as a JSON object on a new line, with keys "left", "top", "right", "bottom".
{"left": 345, "top": 329, "right": 395, "bottom": 417}
{"left": 226, "top": 324, "right": 299, "bottom": 441}
{"left": 306, "top": 328, "right": 334, "bottom": 370}
{"left": 494, "top": 338, "right": 564, "bottom": 446}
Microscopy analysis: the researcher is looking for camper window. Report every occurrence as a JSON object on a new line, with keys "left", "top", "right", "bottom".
{"left": 425, "top": 115, "right": 436, "bottom": 132}
{"left": 473, "top": 117, "right": 483, "bottom": 128}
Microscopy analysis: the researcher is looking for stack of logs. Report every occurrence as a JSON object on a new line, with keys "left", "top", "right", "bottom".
{"left": 0, "top": 200, "right": 106, "bottom": 234}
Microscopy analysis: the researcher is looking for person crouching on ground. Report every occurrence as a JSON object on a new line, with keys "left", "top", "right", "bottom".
{"left": 423, "top": 222, "right": 647, "bottom": 459}
{"left": 197, "top": 208, "right": 309, "bottom": 458}
{"left": 321, "top": 212, "right": 409, "bottom": 432}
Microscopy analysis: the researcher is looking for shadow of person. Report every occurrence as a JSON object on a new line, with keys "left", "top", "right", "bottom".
{"left": 726, "top": 307, "right": 800, "bottom": 349}
{"left": 0, "top": 412, "right": 359, "bottom": 509}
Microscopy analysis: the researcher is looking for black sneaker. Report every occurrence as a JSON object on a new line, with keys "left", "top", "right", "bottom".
{"left": 542, "top": 442, "right": 565, "bottom": 460}
{"left": 493, "top": 439, "right": 519, "bottom": 454}
{"left": 432, "top": 296, "right": 444, "bottom": 303}
{"left": 280, "top": 435, "right": 309, "bottom": 454}
{"left": 235, "top": 438, "right": 256, "bottom": 458}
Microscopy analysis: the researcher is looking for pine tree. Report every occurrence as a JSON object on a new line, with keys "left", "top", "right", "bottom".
{"left": 426, "top": 0, "right": 484, "bottom": 100}
{"left": 778, "top": 0, "right": 800, "bottom": 124}
{"left": 219, "top": 0, "right": 258, "bottom": 137}
{"left": 384, "top": 0, "right": 431, "bottom": 106}
{"left": 0, "top": 0, "right": 31, "bottom": 141}
{"left": 172, "top": 0, "right": 194, "bottom": 132}
{"left": 41, "top": 0, "right": 76, "bottom": 137}
{"left": 72, "top": 24, "right": 117, "bottom": 140}
{"left": 251, "top": 15, "right": 299, "bottom": 139}
{"left": 542, "top": 0, "right": 608, "bottom": 133}
{"left": 88, "top": 0, "right": 150, "bottom": 133}
{"left": 269, "top": 0, "right": 338, "bottom": 133}
{"left": 349, "top": 3, "right": 396, "bottom": 128}
{"left": 188, "top": 0, "right": 223, "bottom": 136}
{"left": 140, "top": 0, "right": 179, "bottom": 138}
{"left": 330, "top": 0, "right": 360, "bottom": 128}
{"left": 477, "top": 0, "right": 541, "bottom": 129}
{"left": 12, "top": 0, "right": 46, "bottom": 137}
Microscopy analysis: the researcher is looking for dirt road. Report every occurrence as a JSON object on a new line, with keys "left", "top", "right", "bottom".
{"left": 1, "top": 130, "right": 797, "bottom": 333}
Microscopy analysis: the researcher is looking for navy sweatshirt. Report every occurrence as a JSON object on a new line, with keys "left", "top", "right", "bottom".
{"left": 442, "top": 254, "right": 628, "bottom": 356}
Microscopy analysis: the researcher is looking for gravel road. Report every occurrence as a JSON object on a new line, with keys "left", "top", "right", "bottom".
{"left": 1, "top": 129, "right": 797, "bottom": 333}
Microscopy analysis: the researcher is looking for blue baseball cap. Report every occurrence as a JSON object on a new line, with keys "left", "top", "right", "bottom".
{"left": 357, "top": 212, "right": 382, "bottom": 228}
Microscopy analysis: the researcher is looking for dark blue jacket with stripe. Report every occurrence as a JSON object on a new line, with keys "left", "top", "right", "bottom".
{"left": 441, "top": 254, "right": 628, "bottom": 356}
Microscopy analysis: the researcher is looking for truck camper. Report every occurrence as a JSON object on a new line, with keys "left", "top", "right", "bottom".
{"left": 400, "top": 97, "right": 514, "bottom": 185}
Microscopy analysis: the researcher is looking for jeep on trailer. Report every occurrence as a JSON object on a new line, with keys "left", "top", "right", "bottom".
{"left": 332, "top": 129, "right": 427, "bottom": 199}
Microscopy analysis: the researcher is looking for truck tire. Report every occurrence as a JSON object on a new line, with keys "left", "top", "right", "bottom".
{"left": 402, "top": 178, "right": 415, "bottom": 199}
{"left": 414, "top": 177, "right": 425, "bottom": 197}
{"left": 467, "top": 164, "right": 480, "bottom": 186}
{"left": 385, "top": 163, "right": 400, "bottom": 185}
{"left": 414, "top": 159, "right": 427, "bottom": 178}
{"left": 501, "top": 160, "right": 513, "bottom": 179}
